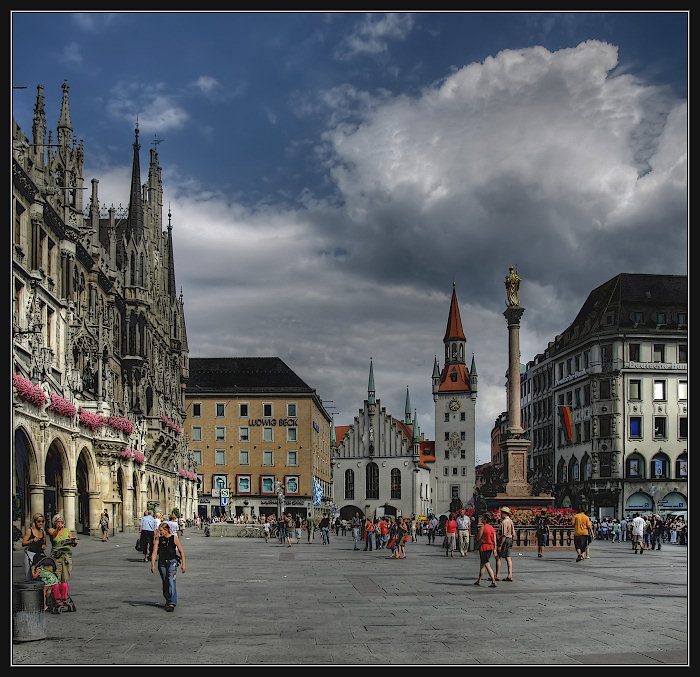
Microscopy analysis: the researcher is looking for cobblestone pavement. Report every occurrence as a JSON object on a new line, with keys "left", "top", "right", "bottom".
{"left": 12, "top": 528, "right": 688, "bottom": 666}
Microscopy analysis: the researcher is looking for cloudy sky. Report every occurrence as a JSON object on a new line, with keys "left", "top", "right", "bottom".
{"left": 11, "top": 11, "right": 688, "bottom": 463}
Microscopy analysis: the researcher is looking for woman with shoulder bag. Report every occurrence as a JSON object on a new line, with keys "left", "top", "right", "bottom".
{"left": 22, "top": 513, "right": 47, "bottom": 581}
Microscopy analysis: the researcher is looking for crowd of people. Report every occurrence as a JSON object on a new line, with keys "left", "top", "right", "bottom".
{"left": 590, "top": 514, "right": 687, "bottom": 547}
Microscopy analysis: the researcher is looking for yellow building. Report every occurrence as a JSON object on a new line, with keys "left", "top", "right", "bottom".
{"left": 186, "top": 358, "right": 333, "bottom": 520}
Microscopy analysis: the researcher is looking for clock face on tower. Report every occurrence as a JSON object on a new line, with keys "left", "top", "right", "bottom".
{"left": 449, "top": 398, "right": 461, "bottom": 411}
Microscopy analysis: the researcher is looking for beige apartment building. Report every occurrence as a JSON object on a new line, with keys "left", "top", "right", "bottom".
{"left": 186, "top": 357, "right": 333, "bottom": 521}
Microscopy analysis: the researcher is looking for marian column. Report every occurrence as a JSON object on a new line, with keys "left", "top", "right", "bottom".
{"left": 500, "top": 266, "right": 531, "bottom": 497}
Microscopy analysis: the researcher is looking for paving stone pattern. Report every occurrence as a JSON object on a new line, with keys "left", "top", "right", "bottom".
{"left": 12, "top": 528, "right": 688, "bottom": 666}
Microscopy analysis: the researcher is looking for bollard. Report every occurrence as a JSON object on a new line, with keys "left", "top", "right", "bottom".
{"left": 13, "top": 581, "right": 46, "bottom": 642}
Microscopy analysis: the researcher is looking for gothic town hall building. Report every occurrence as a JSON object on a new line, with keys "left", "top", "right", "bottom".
{"left": 12, "top": 82, "right": 195, "bottom": 537}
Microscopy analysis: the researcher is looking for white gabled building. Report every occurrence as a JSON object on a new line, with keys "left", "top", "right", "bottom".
{"left": 331, "top": 361, "right": 433, "bottom": 521}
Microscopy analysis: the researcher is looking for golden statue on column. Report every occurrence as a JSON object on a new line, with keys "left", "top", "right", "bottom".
{"left": 505, "top": 265, "right": 521, "bottom": 308}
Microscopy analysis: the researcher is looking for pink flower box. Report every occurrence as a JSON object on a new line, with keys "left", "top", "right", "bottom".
{"left": 108, "top": 416, "right": 134, "bottom": 435}
{"left": 79, "top": 409, "right": 108, "bottom": 431}
{"left": 48, "top": 392, "right": 77, "bottom": 418}
{"left": 13, "top": 373, "right": 47, "bottom": 407}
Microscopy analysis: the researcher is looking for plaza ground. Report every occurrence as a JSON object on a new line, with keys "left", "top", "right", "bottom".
{"left": 12, "top": 526, "right": 688, "bottom": 665}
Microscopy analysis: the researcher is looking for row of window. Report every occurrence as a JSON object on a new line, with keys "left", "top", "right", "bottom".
{"left": 203, "top": 473, "right": 300, "bottom": 495}
{"left": 559, "top": 415, "right": 687, "bottom": 445}
{"left": 443, "top": 466, "right": 470, "bottom": 476}
{"left": 546, "top": 342, "right": 688, "bottom": 390}
{"left": 194, "top": 449, "right": 301, "bottom": 466}
{"left": 191, "top": 426, "right": 298, "bottom": 443}
{"left": 557, "top": 452, "right": 686, "bottom": 482}
{"left": 343, "top": 465, "right": 404, "bottom": 500}
{"left": 191, "top": 402, "right": 298, "bottom": 418}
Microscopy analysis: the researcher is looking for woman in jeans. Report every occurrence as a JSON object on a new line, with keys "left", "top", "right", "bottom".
{"left": 151, "top": 522, "right": 186, "bottom": 612}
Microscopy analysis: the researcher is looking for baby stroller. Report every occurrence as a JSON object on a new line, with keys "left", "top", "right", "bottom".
{"left": 33, "top": 556, "right": 77, "bottom": 614}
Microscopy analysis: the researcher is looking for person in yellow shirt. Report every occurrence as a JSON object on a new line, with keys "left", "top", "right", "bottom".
{"left": 572, "top": 507, "right": 592, "bottom": 562}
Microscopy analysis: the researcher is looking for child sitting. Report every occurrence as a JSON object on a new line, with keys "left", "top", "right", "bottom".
{"left": 31, "top": 559, "right": 69, "bottom": 610}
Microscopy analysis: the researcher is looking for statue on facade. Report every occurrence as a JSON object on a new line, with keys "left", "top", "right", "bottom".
{"left": 505, "top": 265, "right": 521, "bottom": 307}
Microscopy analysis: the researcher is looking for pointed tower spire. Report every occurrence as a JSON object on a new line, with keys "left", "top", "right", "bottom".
{"left": 432, "top": 355, "right": 440, "bottom": 402}
{"left": 167, "top": 207, "right": 177, "bottom": 300}
{"left": 404, "top": 386, "right": 412, "bottom": 424}
{"left": 443, "top": 282, "right": 467, "bottom": 366}
{"left": 470, "top": 353, "right": 478, "bottom": 400}
{"left": 127, "top": 124, "right": 144, "bottom": 242}
{"left": 57, "top": 80, "right": 72, "bottom": 147}
{"left": 367, "top": 358, "right": 376, "bottom": 405}
{"left": 31, "top": 84, "right": 46, "bottom": 170}
{"left": 412, "top": 411, "right": 419, "bottom": 444}
{"left": 330, "top": 416, "right": 337, "bottom": 446}
{"left": 444, "top": 281, "right": 466, "bottom": 342}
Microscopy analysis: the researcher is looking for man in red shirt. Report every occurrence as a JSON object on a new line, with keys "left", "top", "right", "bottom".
{"left": 474, "top": 514, "right": 497, "bottom": 587}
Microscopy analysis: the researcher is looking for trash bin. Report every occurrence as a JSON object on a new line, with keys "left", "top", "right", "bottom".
{"left": 13, "top": 581, "right": 46, "bottom": 642}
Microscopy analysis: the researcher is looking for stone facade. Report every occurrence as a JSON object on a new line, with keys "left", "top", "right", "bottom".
{"left": 12, "top": 82, "right": 195, "bottom": 537}
{"left": 518, "top": 273, "right": 687, "bottom": 519}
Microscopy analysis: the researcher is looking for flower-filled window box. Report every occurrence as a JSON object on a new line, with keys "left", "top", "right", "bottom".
{"left": 79, "top": 409, "right": 108, "bottom": 431}
{"left": 13, "top": 374, "right": 47, "bottom": 407}
{"left": 133, "top": 450, "right": 146, "bottom": 465}
{"left": 108, "top": 416, "right": 134, "bottom": 435}
{"left": 47, "top": 392, "right": 77, "bottom": 418}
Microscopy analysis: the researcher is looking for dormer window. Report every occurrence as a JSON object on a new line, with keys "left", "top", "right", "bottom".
{"left": 450, "top": 368, "right": 458, "bottom": 382}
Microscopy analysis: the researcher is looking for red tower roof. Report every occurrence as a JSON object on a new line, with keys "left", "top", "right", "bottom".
{"left": 443, "top": 285, "right": 466, "bottom": 341}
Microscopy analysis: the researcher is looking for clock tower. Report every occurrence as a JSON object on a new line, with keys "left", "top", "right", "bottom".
{"left": 432, "top": 283, "right": 477, "bottom": 515}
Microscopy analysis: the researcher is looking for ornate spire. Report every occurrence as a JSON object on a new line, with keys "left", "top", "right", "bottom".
{"left": 57, "top": 80, "right": 72, "bottom": 144}
{"left": 405, "top": 385, "right": 412, "bottom": 424}
{"left": 127, "top": 125, "right": 144, "bottom": 242}
{"left": 167, "top": 207, "right": 177, "bottom": 300}
{"left": 32, "top": 85, "right": 46, "bottom": 168}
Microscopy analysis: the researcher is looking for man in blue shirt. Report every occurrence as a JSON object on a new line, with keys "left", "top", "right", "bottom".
{"left": 139, "top": 510, "right": 157, "bottom": 562}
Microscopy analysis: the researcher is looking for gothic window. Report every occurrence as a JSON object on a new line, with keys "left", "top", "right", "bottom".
{"left": 139, "top": 254, "right": 144, "bottom": 287}
{"left": 568, "top": 456, "right": 579, "bottom": 482}
{"left": 557, "top": 458, "right": 567, "bottom": 484}
{"left": 345, "top": 469, "right": 354, "bottom": 500}
{"left": 366, "top": 462, "right": 379, "bottom": 499}
{"left": 390, "top": 468, "right": 401, "bottom": 499}
{"left": 130, "top": 253, "right": 136, "bottom": 286}
{"left": 581, "top": 454, "right": 592, "bottom": 481}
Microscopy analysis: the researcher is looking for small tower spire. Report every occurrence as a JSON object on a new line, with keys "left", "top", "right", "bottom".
{"left": 404, "top": 385, "right": 412, "bottom": 425}
{"left": 432, "top": 355, "right": 440, "bottom": 402}
{"left": 367, "top": 358, "right": 376, "bottom": 405}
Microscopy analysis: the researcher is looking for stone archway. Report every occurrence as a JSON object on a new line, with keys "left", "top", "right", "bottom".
{"left": 13, "top": 427, "right": 35, "bottom": 531}
{"left": 76, "top": 450, "right": 91, "bottom": 534}
{"left": 340, "top": 504, "right": 365, "bottom": 521}
{"left": 44, "top": 440, "right": 66, "bottom": 524}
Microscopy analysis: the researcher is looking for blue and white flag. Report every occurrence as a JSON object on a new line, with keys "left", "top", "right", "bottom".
{"left": 312, "top": 476, "right": 323, "bottom": 506}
